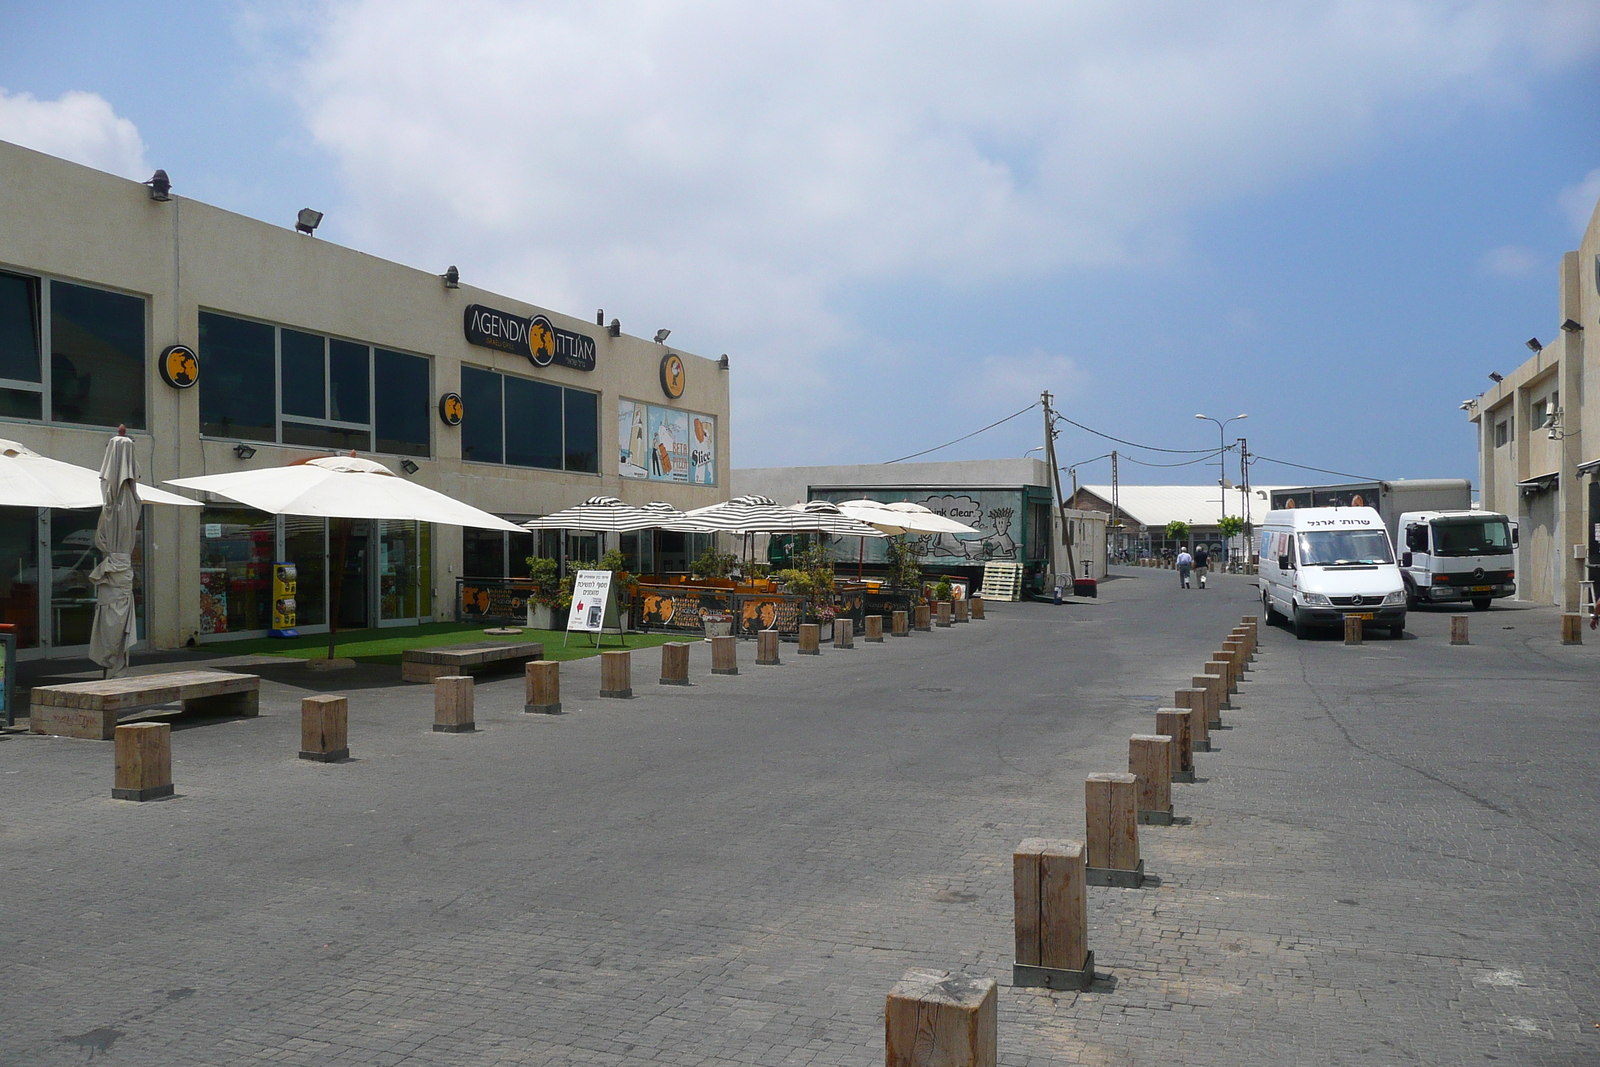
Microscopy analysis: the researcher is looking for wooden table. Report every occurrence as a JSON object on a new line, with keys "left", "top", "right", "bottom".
{"left": 30, "top": 670, "right": 261, "bottom": 740}
{"left": 401, "top": 642, "right": 544, "bottom": 684}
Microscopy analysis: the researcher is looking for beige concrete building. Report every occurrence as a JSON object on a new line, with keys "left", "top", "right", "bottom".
{"left": 0, "top": 140, "right": 730, "bottom": 658}
{"left": 1465, "top": 194, "right": 1597, "bottom": 610}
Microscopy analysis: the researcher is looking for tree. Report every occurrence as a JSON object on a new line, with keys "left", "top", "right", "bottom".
{"left": 1165, "top": 520, "right": 1190, "bottom": 544}
{"left": 1218, "top": 515, "right": 1245, "bottom": 539}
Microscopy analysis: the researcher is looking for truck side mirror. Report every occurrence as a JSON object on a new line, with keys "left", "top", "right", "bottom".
{"left": 1402, "top": 551, "right": 1413, "bottom": 567}
{"left": 1512, "top": 526, "right": 1519, "bottom": 546}
{"left": 1277, "top": 554, "right": 1290, "bottom": 571}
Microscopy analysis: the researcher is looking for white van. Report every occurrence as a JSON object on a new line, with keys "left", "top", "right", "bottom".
{"left": 1257, "top": 506, "right": 1406, "bottom": 639}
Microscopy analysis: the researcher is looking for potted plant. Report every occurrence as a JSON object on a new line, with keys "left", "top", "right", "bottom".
{"left": 597, "top": 548, "right": 640, "bottom": 631}
{"left": 524, "top": 556, "right": 568, "bottom": 629}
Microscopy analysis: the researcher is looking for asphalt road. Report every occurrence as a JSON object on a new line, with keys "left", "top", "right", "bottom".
{"left": 1, "top": 570, "right": 1594, "bottom": 1065}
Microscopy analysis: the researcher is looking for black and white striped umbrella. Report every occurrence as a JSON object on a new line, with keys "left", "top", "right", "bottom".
{"left": 522, "top": 496, "right": 657, "bottom": 533}
{"left": 787, "top": 500, "right": 888, "bottom": 538}
{"left": 684, "top": 495, "right": 883, "bottom": 536}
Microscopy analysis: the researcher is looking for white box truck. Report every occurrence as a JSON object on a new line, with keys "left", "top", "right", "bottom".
{"left": 1257, "top": 506, "right": 1407, "bottom": 639}
{"left": 1397, "top": 510, "right": 1516, "bottom": 610}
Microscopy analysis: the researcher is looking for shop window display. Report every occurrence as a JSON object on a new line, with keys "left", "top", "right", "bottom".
{"left": 200, "top": 507, "right": 274, "bottom": 634}
{"left": 0, "top": 507, "right": 39, "bottom": 647}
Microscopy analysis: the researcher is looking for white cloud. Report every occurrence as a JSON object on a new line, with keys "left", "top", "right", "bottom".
{"left": 250, "top": 0, "right": 1600, "bottom": 464}
{"left": 1558, "top": 168, "right": 1600, "bottom": 233}
{"left": 0, "top": 89, "right": 147, "bottom": 180}
{"left": 1478, "top": 245, "right": 1540, "bottom": 277}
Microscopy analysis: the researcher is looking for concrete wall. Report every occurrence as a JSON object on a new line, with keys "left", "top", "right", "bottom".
{"left": 733, "top": 457, "right": 1055, "bottom": 504}
{"left": 0, "top": 139, "right": 731, "bottom": 650}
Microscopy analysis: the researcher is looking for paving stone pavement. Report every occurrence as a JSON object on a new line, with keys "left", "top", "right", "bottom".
{"left": 1, "top": 572, "right": 1595, "bottom": 1065}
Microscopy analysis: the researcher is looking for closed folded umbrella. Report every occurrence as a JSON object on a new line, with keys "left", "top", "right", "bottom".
{"left": 88, "top": 431, "right": 142, "bottom": 677}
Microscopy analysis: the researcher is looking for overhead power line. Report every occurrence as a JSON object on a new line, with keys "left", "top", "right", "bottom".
{"left": 883, "top": 402, "right": 1038, "bottom": 464}
{"left": 1249, "top": 454, "right": 1378, "bottom": 482}
{"left": 1052, "top": 413, "right": 1216, "bottom": 454}
{"left": 1120, "top": 448, "right": 1230, "bottom": 469}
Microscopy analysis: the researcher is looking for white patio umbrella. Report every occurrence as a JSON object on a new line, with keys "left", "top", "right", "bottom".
{"left": 785, "top": 500, "right": 890, "bottom": 538}
{"left": 0, "top": 438, "right": 200, "bottom": 509}
{"left": 167, "top": 454, "right": 525, "bottom": 661}
{"left": 88, "top": 432, "right": 141, "bottom": 677}
{"left": 878, "top": 500, "right": 982, "bottom": 535}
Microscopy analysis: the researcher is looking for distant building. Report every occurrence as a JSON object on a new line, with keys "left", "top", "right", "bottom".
{"left": 1069, "top": 484, "right": 1286, "bottom": 562}
{"left": 1464, "top": 191, "right": 1598, "bottom": 609}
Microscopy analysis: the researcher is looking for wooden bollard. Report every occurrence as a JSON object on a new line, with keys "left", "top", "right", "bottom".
{"left": 433, "top": 675, "right": 475, "bottom": 732}
{"left": 891, "top": 609, "right": 909, "bottom": 636}
{"left": 660, "top": 641, "right": 691, "bottom": 684}
{"left": 914, "top": 604, "right": 932, "bottom": 632}
{"left": 1344, "top": 615, "right": 1363, "bottom": 645}
{"left": 970, "top": 596, "right": 985, "bottom": 619}
{"left": 1562, "top": 613, "right": 1583, "bottom": 645}
{"left": 1449, "top": 616, "right": 1469, "bottom": 645}
{"left": 1224, "top": 638, "right": 1246, "bottom": 674}
{"left": 599, "top": 650, "right": 632, "bottom": 698}
{"left": 936, "top": 602, "right": 953, "bottom": 628}
{"left": 1129, "top": 734, "right": 1173, "bottom": 825}
{"left": 798, "top": 622, "right": 821, "bottom": 655}
{"left": 525, "top": 660, "right": 561, "bottom": 714}
{"left": 1084, "top": 772, "right": 1142, "bottom": 887}
{"left": 1175, "top": 687, "right": 1211, "bottom": 750}
{"left": 1012, "top": 838, "right": 1094, "bottom": 990}
{"left": 832, "top": 618, "right": 855, "bottom": 649}
{"left": 953, "top": 598, "right": 969, "bottom": 623}
{"left": 1203, "top": 663, "right": 1233, "bottom": 709}
{"left": 1210, "top": 655, "right": 1237, "bottom": 693}
{"left": 886, "top": 969, "right": 996, "bottom": 1067}
{"left": 299, "top": 694, "right": 349, "bottom": 762}
{"left": 756, "top": 630, "right": 781, "bottom": 665}
{"left": 1193, "top": 674, "right": 1225, "bottom": 729}
{"left": 112, "top": 722, "right": 173, "bottom": 801}
{"left": 1156, "top": 708, "right": 1195, "bottom": 782}
{"left": 711, "top": 634, "right": 739, "bottom": 675}
{"left": 864, "top": 614, "right": 884, "bottom": 642}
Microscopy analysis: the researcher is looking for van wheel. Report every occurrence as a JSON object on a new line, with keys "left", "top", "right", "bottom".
{"left": 1263, "top": 591, "right": 1283, "bottom": 625}
{"left": 1292, "top": 607, "right": 1310, "bottom": 639}
{"left": 1472, "top": 598, "right": 1491, "bottom": 610}
{"left": 1389, "top": 622, "right": 1405, "bottom": 639}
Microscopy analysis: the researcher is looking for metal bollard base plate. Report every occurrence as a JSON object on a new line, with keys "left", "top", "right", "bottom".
{"left": 659, "top": 678, "right": 691, "bottom": 686}
{"left": 1138, "top": 809, "right": 1174, "bottom": 826}
{"left": 711, "top": 667, "right": 739, "bottom": 675}
{"left": 432, "top": 723, "right": 475, "bottom": 733}
{"left": 1193, "top": 738, "right": 1212, "bottom": 752}
{"left": 798, "top": 648, "right": 820, "bottom": 655}
{"left": 1086, "top": 861, "right": 1144, "bottom": 889}
{"left": 1013, "top": 952, "right": 1095, "bottom": 991}
{"left": 866, "top": 636, "right": 884, "bottom": 643}
{"left": 524, "top": 702, "right": 562, "bottom": 715}
{"left": 892, "top": 630, "right": 910, "bottom": 637}
{"left": 112, "top": 783, "right": 175, "bottom": 802}
{"left": 299, "top": 748, "right": 349, "bottom": 763}
{"left": 756, "top": 657, "right": 781, "bottom": 665}
{"left": 1172, "top": 769, "right": 1196, "bottom": 783}
{"left": 599, "top": 688, "right": 633, "bottom": 699}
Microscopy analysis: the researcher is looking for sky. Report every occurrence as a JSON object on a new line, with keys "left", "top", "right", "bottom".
{"left": 2, "top": 0, "right": 1598, "bottom": 489}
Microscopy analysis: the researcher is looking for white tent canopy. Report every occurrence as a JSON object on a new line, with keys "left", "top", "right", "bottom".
{"left": 0, "top": 438, "right": 199, "bottom": 509}
{"left": 833, "top": 498, "right": 980, "bottom": 535}
{"left": 166, "top": 455, "right": 525, "bottom": 532}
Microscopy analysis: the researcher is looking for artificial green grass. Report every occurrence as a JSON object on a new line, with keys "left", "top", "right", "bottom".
{"left": 212, "top": 621, "right": 685, "bottom": 665}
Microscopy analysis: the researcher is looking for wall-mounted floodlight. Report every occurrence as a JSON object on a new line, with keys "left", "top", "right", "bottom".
{"left": 1526, "top": 337, "right": 1542, "bottom": 353}
{"left": 144, "top": 170, "right": 171, "bottom": 201}
{"left": 653, "top": 329, "right": 671, "bottom": 344}
{"left": 1488, "top": 372, "right": 1504, "bottom": 383}
{"left": 718, "top": 354, "right": 729, "bottom": 370}
{"left": 1561, "top": 318, "right": 1583, "bottom": 332}
{"left": 441, "top": 265, "right": 459, "bottom": 289}
{"left": 596, "top": 309, "right": 605, "bottom": 326}
{"left": 295, "top": 208, "right": 324, "bottom": 235}
{"left": 608, "top": 318, "right": 620, "bottom": 337}
{"left": 233, "top": 443, "right": 257, "bottom": 460}
{"left": 400, "top": 458, "right": 420, "bottom": 475}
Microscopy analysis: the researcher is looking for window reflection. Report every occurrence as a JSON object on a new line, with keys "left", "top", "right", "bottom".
{"left": 328, "top": 340, "right": 369, "bottom": 425}
{"left": 461, "top": 366, "right": 502, "bottom": 464}
{"left": 50, "top": 510, "right": 102, "bottom": 646}
{"left": 0, "top": 270, "right": 42, "bottom": 384}
{"left": 0, "top": 507, "right": 39, "bottom": 648}
{"left": 280, "top": 329, "right": 326, "bottom": 419}
{"left": 199, "top": 507, "right": 274, "bottom": 633}
{"left": 374, "top": 349, "right": 429, "bottom": 457}
{"left": 284, "top": 515, "right": 326, "bottom": 627}
{"left": 200, "top": 312, "right": 275, "bottom": 441}
{"left": 50, "top": 281, "right": 145, "bottom": 429}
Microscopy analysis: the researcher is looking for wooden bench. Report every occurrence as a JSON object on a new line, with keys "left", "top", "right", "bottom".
{"left": 401, "top": 642, "right": 544, "bottom": 684}
{"left": 30, "top": 670, "right": 261, "bottom": 740}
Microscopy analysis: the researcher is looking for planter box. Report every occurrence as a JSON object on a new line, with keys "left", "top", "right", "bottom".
{"left": 527, "top": 603, "right": 558, "bottom": 630}
{"left": 702, "top": 614, "right": 734, "bottom": 639}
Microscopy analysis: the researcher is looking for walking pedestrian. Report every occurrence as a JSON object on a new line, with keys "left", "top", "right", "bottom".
{"left": 1176, "top": 548, "right": 1193, "bottom": 589}
{"left": 1194, "top": 545, "right": 1210, "bottom": 589}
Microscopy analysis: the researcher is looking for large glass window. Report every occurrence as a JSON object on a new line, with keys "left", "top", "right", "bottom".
{"left": 379, "top": 520, "right": 418, "bottom": 620}
{"left": 0, "top": 271, "right": 42, "bottom": 420}
{"left": 50, "top": 510, "right": 103, "bottom": 646}
{"left": 284, "top": 515, "right": 327, "bottom": 627}
{"left": 50, "top": 281, "right": 146, "bottom": 429}
{"left": 0, "top": 507, "right": 39, "bottom": 648}
{"left": 202, "top": 312, "right": 431, "bottom": 457}
{"left": 199, "top": 507, "right": 275, "bottom": 633}
{"left": 463, "top": 365, "right": 598, "bottom": 473}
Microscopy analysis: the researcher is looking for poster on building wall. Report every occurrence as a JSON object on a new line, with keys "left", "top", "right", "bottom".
{"left": 813, "top": 489, "right": 1026, "bottom": 568}
{"left": 270, "top": 562, "right": 298, "bottom": 638}
{"left": 619, "top": 398, "right": 715, "bottom": 485}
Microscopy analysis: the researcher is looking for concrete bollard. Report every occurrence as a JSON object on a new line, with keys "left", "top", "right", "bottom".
{"left": 433, "top": 675, "right": 475, "bottom": 732}
{"left": 864, "top": 614, "right": 884, "bottom": 642}
{"left": 1084, "top": 772, "right": 1142, "bottom": 887}
{"left": 1450, "top": 616, "right": 1470, "bottom": 645}
{"left": 1129, "top": 734, "right": 1173, "bottom": 825}
{"left": 891, "top": 609, "right": 910, "bottom": 636}
{"left": 756, "top": 629, "right": 781, "bottom": 665}
{"left": 599, "top": 650, "right": 632, "bottom": 698}
{"left": 832, "top": 618, "right": 855, "bottom": 650}
{"left": 525, "top": 660, "right": 561, "bottom": 714}
{"left": 1344, "top": 615, "right": 1363, "bottom": 645}
{"left": 112, "top": 722, "right": 173, "bottom": 801}
{"left": 1562, "top": 613, "right": 1583, "bottom": 646}
{"left": 970, "top": 596, "right": 985, "bottom": 620}
{"left": 885, "top": 969, "right": 997, "bottom": 1067}
{"left": 936, "top": 602, "right": 953, "bottom": 628}
{"left": 711, "top": 634, "right": 739, "bottom": 675}
{"left": 798, "top": 622, "right": 822, "bottom": 655}
{"left": 299, "top": 694, "right": 349, "bottom": 762}
{"left": 1012, "top": 838, "right": 1094, "bottom": 990}
{"left": 914, "top": 604, "right": 932, "bottom": 632}
{"left": 1156, "top": 709, "right": 1195, "bottom": 783}
{"left": 1175, "top": 687, "right": 1211, "bottom": 750}
{"left": 660, "top": 641, "right": 691, "bottom": 684}
{"left": 953, "top": 598, "right": 969, "bottom": 623}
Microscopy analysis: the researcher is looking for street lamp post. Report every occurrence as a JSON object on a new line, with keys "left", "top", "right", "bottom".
{"left": 1195, "top": 412, "right": 1248, "bottom": 563}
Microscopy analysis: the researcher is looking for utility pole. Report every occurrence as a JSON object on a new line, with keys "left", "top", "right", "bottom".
{"left": 1239, "top": 437, "right": 1252, "bottom": 568}
{"left": 1110, "top": 450, "right": 1121, "bottom": 561}
{"left": 1041, "top": 391, "right": 1078, "bottom": 581}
